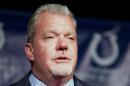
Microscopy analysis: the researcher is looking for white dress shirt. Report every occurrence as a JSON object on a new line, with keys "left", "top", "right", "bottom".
{"left": 29, "top": 74, "right": 74, "bottom": 86}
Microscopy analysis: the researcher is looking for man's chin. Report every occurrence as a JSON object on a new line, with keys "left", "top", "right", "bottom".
{"left": 52, "top": 74, "right": 70, "bottom": 78}
{"left": 50, "top": 64, "right": 73, "bottom": 77}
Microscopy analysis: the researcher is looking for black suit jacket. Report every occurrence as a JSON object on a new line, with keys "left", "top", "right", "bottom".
{"left": 10, "top": 71, "right": 89, "bottom": 86}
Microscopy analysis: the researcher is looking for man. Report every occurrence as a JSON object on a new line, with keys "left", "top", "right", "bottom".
{"left": 10, "top": 3, "right": 88, "bottom": 86}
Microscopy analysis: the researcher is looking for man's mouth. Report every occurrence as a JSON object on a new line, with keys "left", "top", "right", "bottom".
{"left": 53, "top": 57, "right": 70, "bottom": 63}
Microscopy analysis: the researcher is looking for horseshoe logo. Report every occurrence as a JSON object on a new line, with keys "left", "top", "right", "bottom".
{"left": 89, "top": 33, "right": 119, "bottom": 67}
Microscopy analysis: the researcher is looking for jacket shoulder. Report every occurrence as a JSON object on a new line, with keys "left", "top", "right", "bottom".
{"left": 73, "top": 75, "right": 90, "bottom": 86}
{"left": 9, "top": 72, "right": 31, "bottom": 86}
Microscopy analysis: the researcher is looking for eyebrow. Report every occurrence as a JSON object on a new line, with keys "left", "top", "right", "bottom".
{"left": 42, "top": 29, "right": 77, "bottom": 36}
{"left": 65, "top": 32, "right": 77, "bottom": 37}
{"left": 42, "top": 30, "right": 58, "bottom": 36}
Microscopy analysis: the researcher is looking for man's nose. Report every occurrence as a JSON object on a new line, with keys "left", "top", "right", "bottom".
{"left": 56, "top": 36, "right": 68, "bottom": 51}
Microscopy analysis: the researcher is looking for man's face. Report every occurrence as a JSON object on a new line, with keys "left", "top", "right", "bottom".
{"left": 26, "top": 12, "right": 78, "bottom": 77}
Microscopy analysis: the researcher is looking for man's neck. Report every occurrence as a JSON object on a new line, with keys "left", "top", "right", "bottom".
{"left": 31, "top": 72, "right": 73, "bottom": 86}
{"left": 46, "top": 76, "right": 72, "bottom": 86}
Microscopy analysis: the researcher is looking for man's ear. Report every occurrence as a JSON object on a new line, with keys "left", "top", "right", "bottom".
{"left": 25, "top": 43, "right": 34, "bottom": 61}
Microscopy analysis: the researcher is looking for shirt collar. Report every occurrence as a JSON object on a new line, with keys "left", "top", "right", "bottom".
{"left": 29, "top": 73, "right": 74, "bottom": 86}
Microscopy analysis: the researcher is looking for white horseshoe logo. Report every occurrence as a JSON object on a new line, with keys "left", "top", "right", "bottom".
{"left": 90, "top": 33, "right": 119, "bottom": 67}
{"left": 0, "top": 22, "right": 5, "bottom": 50}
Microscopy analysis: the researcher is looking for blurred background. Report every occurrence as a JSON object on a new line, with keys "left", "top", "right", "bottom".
{"left": 0, "top": 1, "right": 130, "bottom": 86}
{"left": 0, "top": 0, "right": 130, "bottom": 21}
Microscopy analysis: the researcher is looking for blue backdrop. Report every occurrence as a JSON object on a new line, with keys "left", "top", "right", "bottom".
{"left": 0, "top": 10, "right": 130, "bottom": 86}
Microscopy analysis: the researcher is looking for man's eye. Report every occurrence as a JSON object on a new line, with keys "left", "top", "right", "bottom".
{"left": 46, "top": 36, "right": 54, "bottom": 39}
{"left": 67, "top": 37, "right": 75, "bottom": 40}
